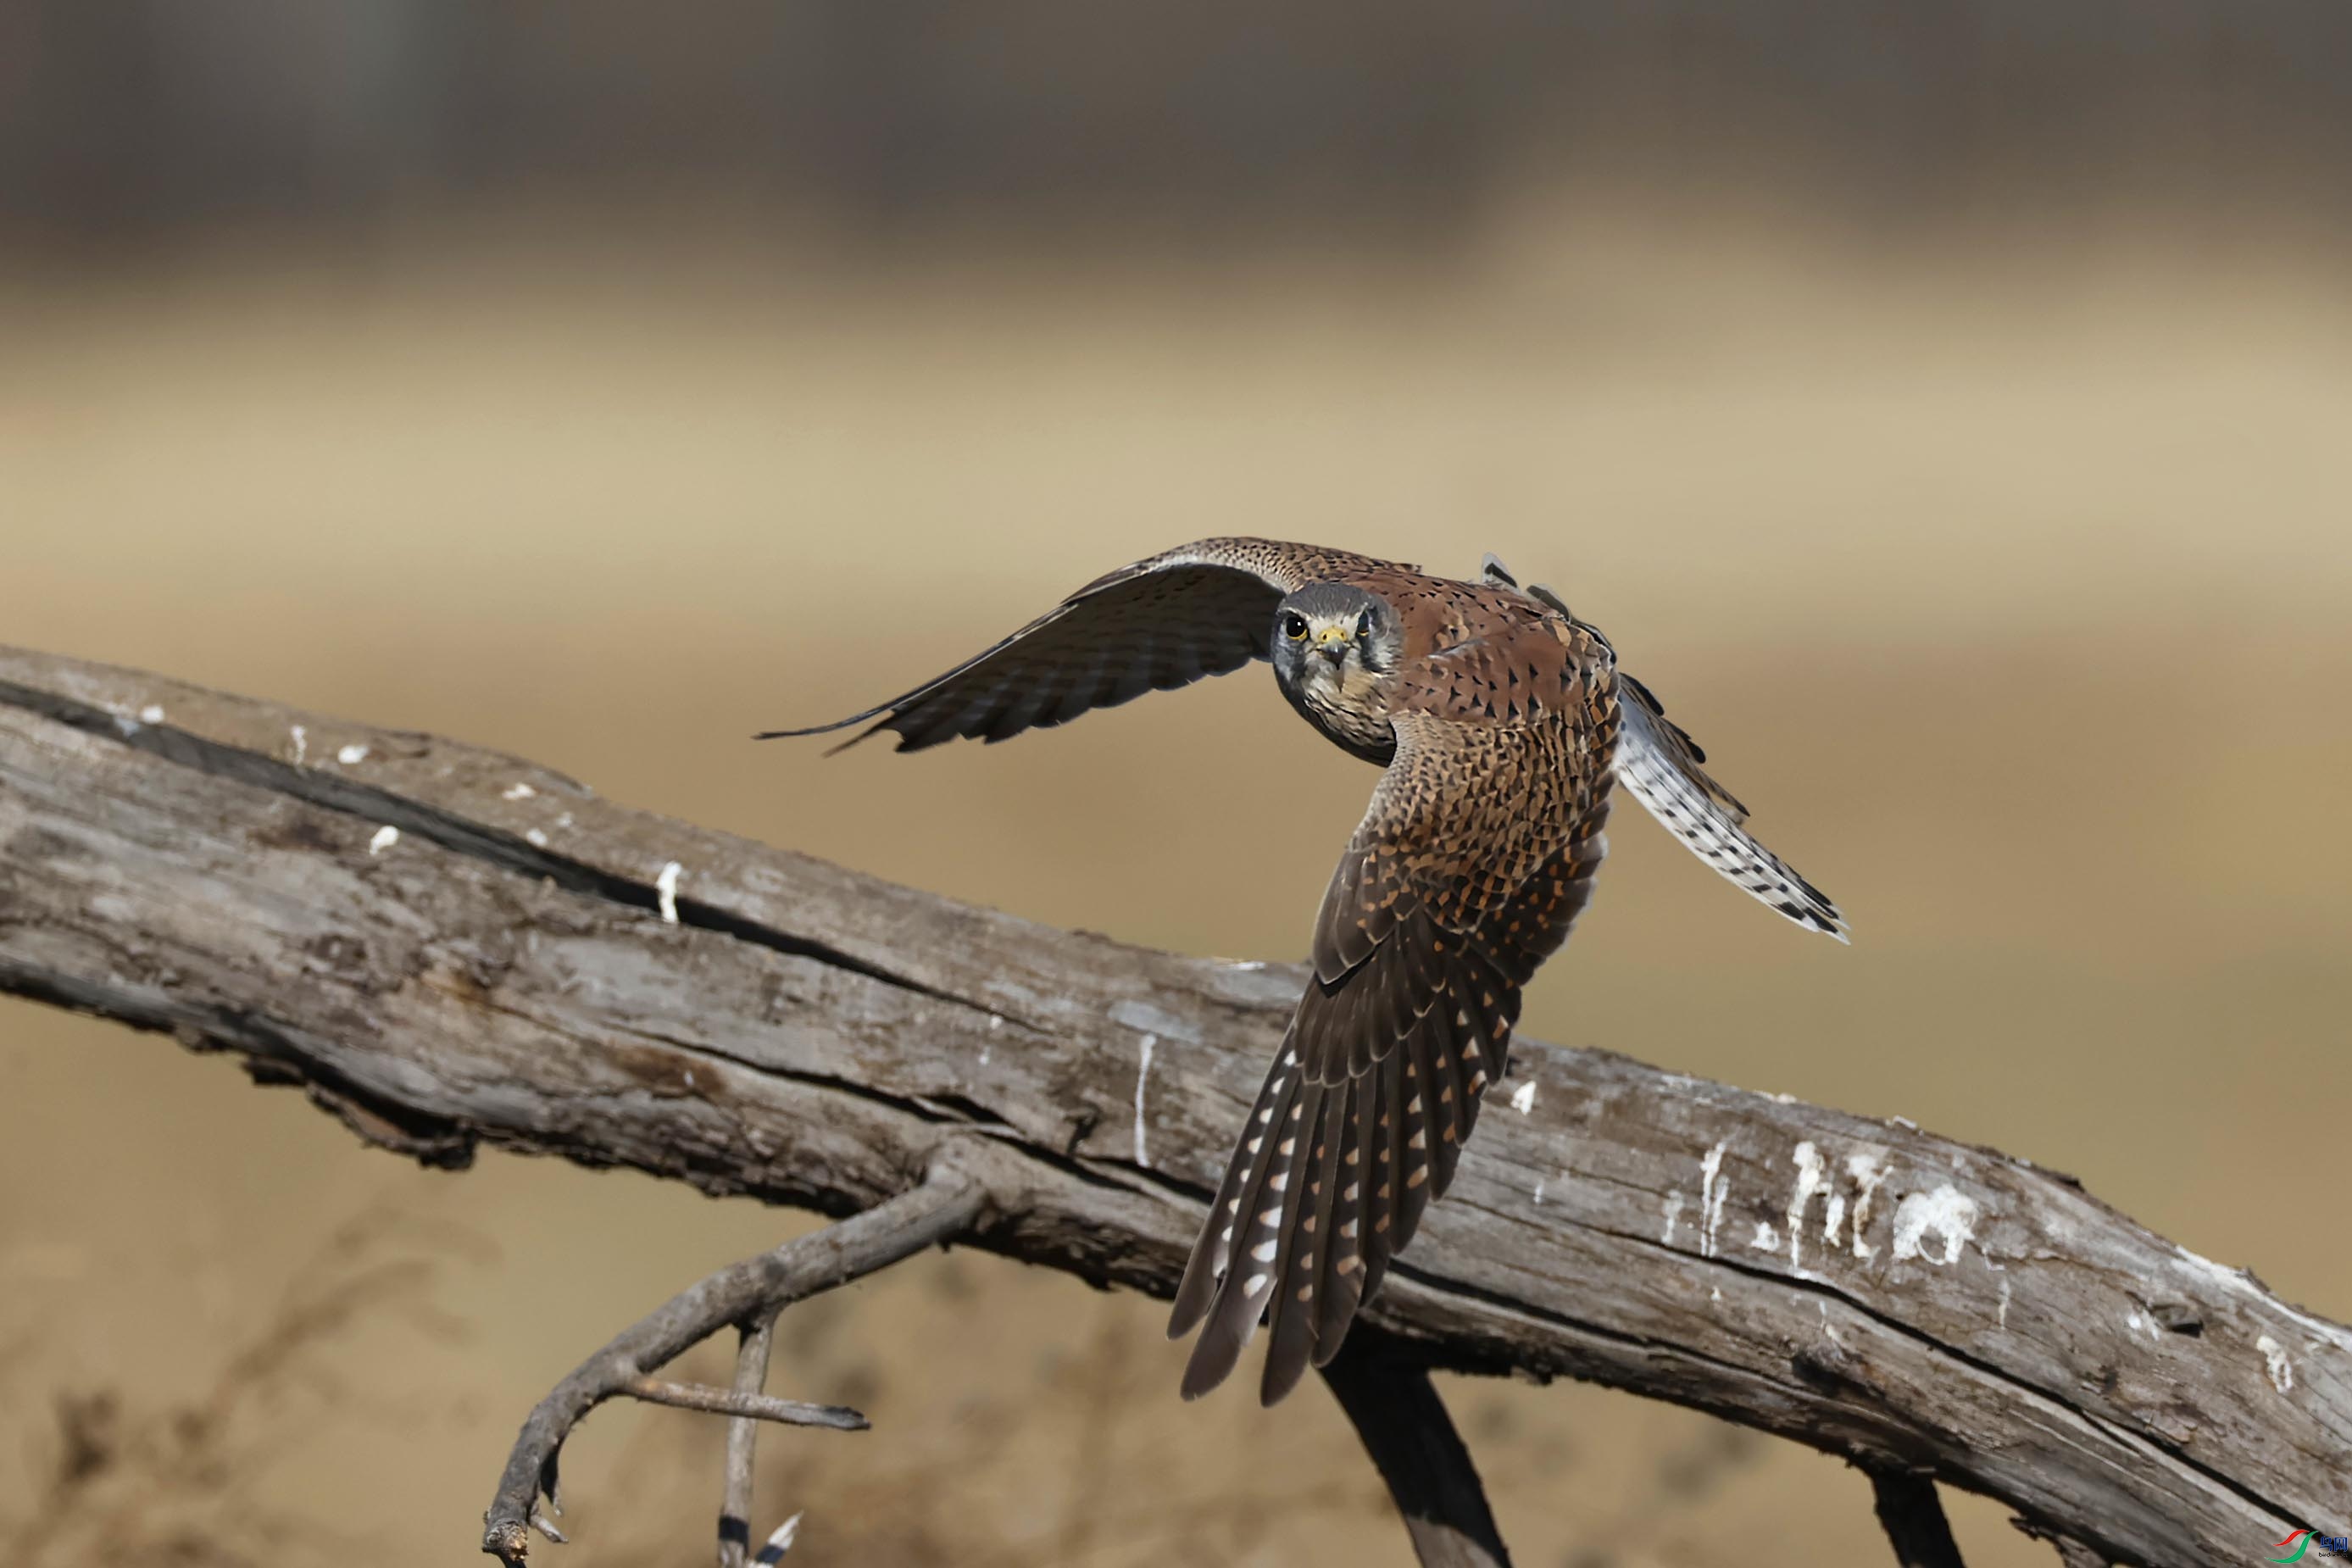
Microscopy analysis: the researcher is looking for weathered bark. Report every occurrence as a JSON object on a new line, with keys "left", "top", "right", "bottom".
{"left": 0, "top": 645, "right": 2344, "bottom": 1568}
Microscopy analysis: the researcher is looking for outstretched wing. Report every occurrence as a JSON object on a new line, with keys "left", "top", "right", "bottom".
{"left": 1614, "top": 674, "right": 1848, "bottom": 940}
{"left": 757, "top": 537, "right": 1388, "bottom": 753}
{"left": 1169, "top": 683, "right": 1616, "bottom": 1404}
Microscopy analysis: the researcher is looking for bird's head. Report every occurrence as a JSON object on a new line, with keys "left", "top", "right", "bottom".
{"left": 1271, "top": 583, "right": 1400, "bottom": 702}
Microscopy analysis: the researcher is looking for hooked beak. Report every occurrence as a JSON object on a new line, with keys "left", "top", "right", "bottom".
{"left": 1314, "top": 626, "right": 1350, "bottom": 665}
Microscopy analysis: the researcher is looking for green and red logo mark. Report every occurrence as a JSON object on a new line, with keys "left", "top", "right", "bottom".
{"left": 2272, "top": 1528, "right": 2352, "bottom": 1563}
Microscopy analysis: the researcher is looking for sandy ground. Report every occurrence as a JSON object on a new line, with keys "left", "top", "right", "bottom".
{"left": 3, "top": 210, "right": 2348, "bottom": 1565}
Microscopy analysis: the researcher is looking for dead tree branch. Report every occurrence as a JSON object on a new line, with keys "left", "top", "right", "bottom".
{"left": 480, "top": 1165, "right": 982, "bottom": 1563}
{"left": 1, "top": 646, "right": 2347, "bottom": 1568}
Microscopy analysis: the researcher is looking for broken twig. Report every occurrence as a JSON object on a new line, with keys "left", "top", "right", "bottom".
{"left": 480, "top": 1168, "right": 984, "bottom": 1563}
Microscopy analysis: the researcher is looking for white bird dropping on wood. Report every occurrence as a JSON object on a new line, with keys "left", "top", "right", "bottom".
{"left": 1890, "top": 1184, "right": 1980, "bottom": 1266}
{"left": 2257, "top": 1335, "right": 2294, "bottom": 1393}
{"left": 368, "top": 826, "right": 399, "bottom": 856}
{"left": 1132, "top": 1033, "right": 1156, "bottom": 1168}
{"left": 656, "top": 860, "right": 683, "bottom": 923}
{"left": 1784, "top": 1141, "right": 1825, "bottom": 1271}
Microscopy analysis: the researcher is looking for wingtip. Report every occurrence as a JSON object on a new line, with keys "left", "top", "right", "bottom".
{"left": 1177, "top": 1357, "right": 1227, "bottom": 1403}
{"left": 750, "top": 715, "right": 896, "bottom": 756}
{"left": 1259, "top": 1354, "right": 1310, "bottom": 1407}
{"left": 1177, "top": 1313, "right": 1254, "bottom": 1402}
{"left": 1810, "top": 891, "right": 1852, "bottom": 943}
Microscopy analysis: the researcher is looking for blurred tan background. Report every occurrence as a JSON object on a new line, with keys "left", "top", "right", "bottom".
{"left": 3, "top": 4, "right": 2349, "bottom": 1565}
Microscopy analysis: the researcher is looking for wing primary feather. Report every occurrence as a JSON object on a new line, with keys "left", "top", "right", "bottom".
{"left": 1394, "top": 1012, "right": 1437, "bottom": 1252}
{"left": 1259, "top": 1083, "right": 1346, "bottom": 1404}
{"left": 979, "top": 671, "right": 1059, "bottom": 743}
{"left": 1179, "top": 1065, "right": 1307, "bottom": 1399}
{"left": 1423, "top": 987, "right": 1475, "bottom": 1196}
{"left": 752, "top": 705, "right": 885, "bottom": 742}
{"left": 1168, "top": 1036, "right": 1297, "bottom": 1339}
{"left": 1360, "top": 1022, "right": 1410, "bottom": 1308}
{"left": 1453, "top": 963, "right": 1515, "bottom": 1154}
{"left": 1310, "top": 1078, "right": 1371, "bottom": 1365}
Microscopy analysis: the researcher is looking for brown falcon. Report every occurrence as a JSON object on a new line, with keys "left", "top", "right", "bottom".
{"left": 761, "top": 537, "right": 1845, "bottom": 1404}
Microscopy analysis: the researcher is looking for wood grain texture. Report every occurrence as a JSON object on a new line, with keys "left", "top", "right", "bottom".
{"left": 0, "top": 644, "right": 2344, "bottom": 1568}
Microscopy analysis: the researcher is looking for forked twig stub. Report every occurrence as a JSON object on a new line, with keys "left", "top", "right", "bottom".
{"left": 480, "top": 1168, "right": 986, "bottom": 1564}
{"left": 622, "top": 1374, "right": 865, "bottom": 1430}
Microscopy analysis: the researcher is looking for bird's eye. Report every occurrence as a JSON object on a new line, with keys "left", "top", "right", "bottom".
{"left": 1281, "top": 612, "right": 1309, "bottom": 641}
{"left": 1354, "top": 608, "right": 1373, "bottom": 641}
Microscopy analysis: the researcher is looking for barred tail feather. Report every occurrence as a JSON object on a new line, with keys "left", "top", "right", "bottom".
{"left": 1615, "top": 677, "right": 1849, "bottom": 942}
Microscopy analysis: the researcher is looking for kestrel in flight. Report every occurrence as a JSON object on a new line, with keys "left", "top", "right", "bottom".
{"left": 763, "top": 538, "right": 1844, "bottom": 1404}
